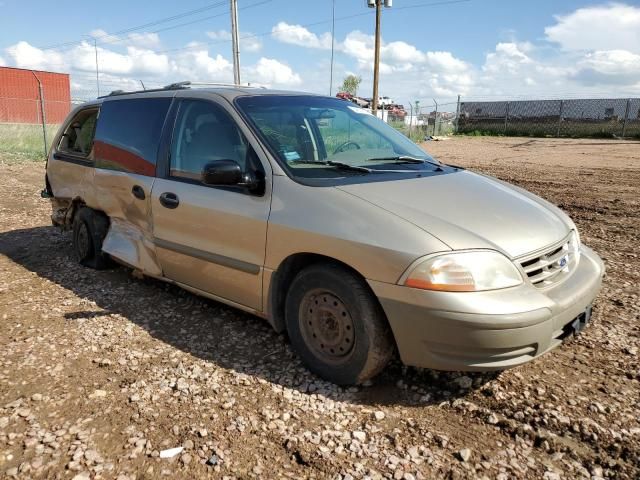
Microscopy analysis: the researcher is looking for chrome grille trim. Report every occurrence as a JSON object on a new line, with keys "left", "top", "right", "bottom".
{"left": 517, "top": 233, "right": 577, "bottom": 288}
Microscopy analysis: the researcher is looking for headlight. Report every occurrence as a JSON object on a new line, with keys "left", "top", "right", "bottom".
{"left": 568, "top": 229, "right": 581, "bottom": 265}
{"left": 402, "top": 251, "right": 523, "bottom": 292}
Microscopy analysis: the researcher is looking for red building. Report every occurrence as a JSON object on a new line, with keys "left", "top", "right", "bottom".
{"left": 0, "top": 66, "right": 71, "bottom": 124}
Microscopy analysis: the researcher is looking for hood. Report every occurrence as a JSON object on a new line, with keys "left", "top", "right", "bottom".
{"left": 336, "top": 170, "right": 570, "bottom": 258}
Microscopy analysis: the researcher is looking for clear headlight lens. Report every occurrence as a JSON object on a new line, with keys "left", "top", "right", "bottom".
{"left": 403, "top": 251, "right": 523, "bottom": 292}
{"left": 568, "top": 229, "right": 581, "bottom": 266}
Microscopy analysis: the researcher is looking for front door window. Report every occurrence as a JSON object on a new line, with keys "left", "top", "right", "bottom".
{"left": 170, "top": 100, "right": 249, "bottom": 182}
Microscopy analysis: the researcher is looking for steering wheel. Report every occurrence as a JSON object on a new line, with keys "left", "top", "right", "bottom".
{"left": 333, "top": 141, "right": 361, "bottom": 154}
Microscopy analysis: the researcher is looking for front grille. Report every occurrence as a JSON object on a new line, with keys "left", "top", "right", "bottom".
{"left": 518, "top": 235, "right": 577, "bottom": 288}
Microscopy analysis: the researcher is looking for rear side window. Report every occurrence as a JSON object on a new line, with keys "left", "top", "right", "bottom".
{"left": 58, "top": 108, "right": 98, "bottom": 157}
{"left": 94, "top": 97, "right": 171, "bottom": 176}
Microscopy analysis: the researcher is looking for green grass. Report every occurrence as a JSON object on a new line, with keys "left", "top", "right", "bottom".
{"left": 0, "top": 123, "right": 59, "bottom": 162}
{"left": 457, "top": 119, "right": 640, "bottom": 139}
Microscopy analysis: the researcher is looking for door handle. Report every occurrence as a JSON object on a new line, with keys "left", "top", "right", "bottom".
{"left": 131, "top": 185, "right": 146, "bottom": 200}
{"left": 159, "top": 192, "right": 179, "bottom": 209}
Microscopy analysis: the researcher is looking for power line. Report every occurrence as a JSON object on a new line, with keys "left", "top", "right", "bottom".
{"left": 14, "top": 0, "right": 472, "bottom": 91}
{"left": 154, "top": 0, "right": 471, "bottom": 55}
{"left": 36, "top": 0, "right": 468, "bottom": 58}
{"left": 38, "top": 0, "right": 229, "bottom": 51}
{"left": 11, "top": 0, "right": 273, "bottom": 72}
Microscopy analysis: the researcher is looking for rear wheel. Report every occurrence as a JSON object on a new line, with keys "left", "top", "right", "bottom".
{"left": 285, "top": 264, "right": 394, "bottom": 385}
{"left": 72, "top": 207, "right": 110, "bottom": 269}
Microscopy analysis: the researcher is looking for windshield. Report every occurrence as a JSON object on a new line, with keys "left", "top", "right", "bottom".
{"left": 235, "top": 95, "right": 437, "bottom": 179}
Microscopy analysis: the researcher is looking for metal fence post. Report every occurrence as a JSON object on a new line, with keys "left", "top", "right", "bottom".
{"left": 504, "top": 101, "right": 510, "bottom": 134}
{"left": 622, "top": 98, "right": 631, "bottom": 137}
{"left": 557, "top": 100, "right": 564, "bottom": 138}
{"left": 30, "top": 71, "right": 48, "bottom": 159}
{"left": 454, "top": 94, "right": 461, "bottom": 134}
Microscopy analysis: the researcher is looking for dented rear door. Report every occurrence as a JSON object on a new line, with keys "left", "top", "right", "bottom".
{"left": 92, "top": 95, "right": 174, "bottom": 275}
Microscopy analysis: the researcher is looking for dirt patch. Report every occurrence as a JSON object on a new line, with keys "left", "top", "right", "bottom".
{"left": 0, "top": 137, "right": 638, "bottom": 479}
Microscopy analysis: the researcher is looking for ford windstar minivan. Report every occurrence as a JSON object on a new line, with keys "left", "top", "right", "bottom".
{"left": 44, "top": 82, "right": 605, "bottom": 385}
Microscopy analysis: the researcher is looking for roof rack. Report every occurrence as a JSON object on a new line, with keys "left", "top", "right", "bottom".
{"left": 100, "top": 80, "right": 265, "bottom": 99}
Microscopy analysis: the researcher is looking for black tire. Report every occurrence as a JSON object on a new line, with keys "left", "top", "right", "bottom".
{"left": 72, "top": 207, "right": 111, "bottom": 270}
{"left": 285, "top": 263, "right": 394, "bottom": 385}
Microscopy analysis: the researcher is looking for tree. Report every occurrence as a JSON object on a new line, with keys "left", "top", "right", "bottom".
{"left": 340, "top": 75, "right": 362, "bottom": 96}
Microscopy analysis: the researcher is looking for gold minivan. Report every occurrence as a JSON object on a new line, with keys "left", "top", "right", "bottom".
{"left": 45, "top": 83, "right": 604, "bottom": 385}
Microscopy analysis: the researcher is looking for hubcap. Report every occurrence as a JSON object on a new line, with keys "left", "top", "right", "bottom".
{"left": 76, "top": 223, "right": 91, "bottom": 260}
{"left": 299, "top": 290, "right": 355, "bottom": 363}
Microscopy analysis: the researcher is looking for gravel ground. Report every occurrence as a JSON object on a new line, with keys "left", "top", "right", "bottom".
{"left": 0, "top": 136, "right": 638, "bottom": 479}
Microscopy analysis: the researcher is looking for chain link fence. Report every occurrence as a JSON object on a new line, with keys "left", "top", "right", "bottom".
{"left": 376, "top": 101, "right": 459, "bottom": 142}
{"left": 3, "top": 81, "right": 640, "bottom": 162}
{"left": 0, "top": 98, "right": 68, "bottom": 160}
{"left": 0, "top": 83, "right": 98, "bottom": 161}
{"left": 457, "top": 98, "right": 640, "bottom": 138}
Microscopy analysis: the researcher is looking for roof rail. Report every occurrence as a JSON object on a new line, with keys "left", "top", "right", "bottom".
{"left": 163, "top": 80, "right": 266, "bottom": 89}
{"left": 163, "top": 81, "right": 191, "bottom": 90}
{"left": 99, "top": 80, "right": 265, "bottom": 99}
{"left": 100, "top": 83, "right": 187, "bottom": 99}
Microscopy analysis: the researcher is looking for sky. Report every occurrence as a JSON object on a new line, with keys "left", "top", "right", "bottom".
{"left": 1, "top": 0, "right": 639, "bottom": 108}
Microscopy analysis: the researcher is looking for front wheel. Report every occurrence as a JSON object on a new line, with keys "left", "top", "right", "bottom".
{"left": 285, "top": 264, "right": 394, "bottom": 385}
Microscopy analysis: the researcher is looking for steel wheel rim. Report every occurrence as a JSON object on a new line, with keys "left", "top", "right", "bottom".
{"left": 299, "top": 289, "right": 355, "bottom": 364}
{"left": 76, "top": 222, "right": 91, "bottom": 260}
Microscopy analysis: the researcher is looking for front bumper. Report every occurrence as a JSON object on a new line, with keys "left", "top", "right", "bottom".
{"left": 368, "top": 245, "right": 605, "bottom": 371}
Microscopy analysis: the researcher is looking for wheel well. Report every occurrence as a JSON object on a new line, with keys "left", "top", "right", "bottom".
{"left": 66, "top": 200, "right": 110, "bottom": 229}
{"left": 268, "top": 253, "right": 379, "bottom": 333}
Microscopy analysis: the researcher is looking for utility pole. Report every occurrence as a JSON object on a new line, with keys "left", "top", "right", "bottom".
{"left": 84, "top": 35, "right": 100, "bottom": 96}
{"left": 368, "top": 1, "right": 392, "bottom": 115}
{"left": 329, "top": 0, "right": 335, "bottom": 96}
{"left": 230, "top": 0, "right": 241, "bottom": 85}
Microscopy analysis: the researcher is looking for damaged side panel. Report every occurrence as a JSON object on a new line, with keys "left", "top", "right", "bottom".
{"left": 48, "top": 160, "right": 97, "bottom": 227}
{"left": 48, "top": 159, "right": 163, "bottom": 276}
{"left": 102, "top": 218, "right": 162, "bottom": 276}
{"left": 93, "top": 169, "right": 163, "bottom": 276}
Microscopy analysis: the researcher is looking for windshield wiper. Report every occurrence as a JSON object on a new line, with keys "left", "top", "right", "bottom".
{"left": 290, "top": 160, "right": 372, "bottom": 173}
{"left": 366, "top": 155, "right": 443, "bottom": 170}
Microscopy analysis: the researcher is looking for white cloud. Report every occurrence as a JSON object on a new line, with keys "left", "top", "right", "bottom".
{"left": 573, "top": 49, "right": 640, "bottom": 85}
{"left": 0, "top": 55, "right": 6, "bottom": 66}
{"left": 271, "top": 22, "right": 333, "bottom": 50}
{"left": 89, "top": 29, "right": 120, "bottom": 45}
{"left": 341, "top": 31, "right": 373, "bottom": 66}
{"left": 483, "top": 42, "right": 533, "bottom": 75}
{"left": 89, "top": 29, "right": 161, "bottom": 49}
{"left": 5, "top": 41, "right": 67, "bottom": 71}
{"left": 425, "top": 51, "right": 468, "bottom": 73}
{"left": 172, "top": 44, "right": 233, "bottom": 81}
{"left": 127, "top": 32, "right": 161, "bottom": 49}
{"left": 384, "top": 41, "right": 426, "bottom": 64}
{"left": 3, "top": 37, "right": 305, "bottom": 93}
{"left": 206, "top": 29, "right": 262, "bottom": 53}
{"left": 248, "top": 57, "right": 302, "bottom": 87}
{"left": 278, "top": 27, "right": 471, "bottom": 78}
{"left": 545, "top": 3, "right": 640, "bottom": 53}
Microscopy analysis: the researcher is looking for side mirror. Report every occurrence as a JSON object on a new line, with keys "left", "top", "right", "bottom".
{"left": 201, "top": 160, "right": 243, "bottom": 186}
{"left": 201, "top": 160, "right": 263, "bottom": 193}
